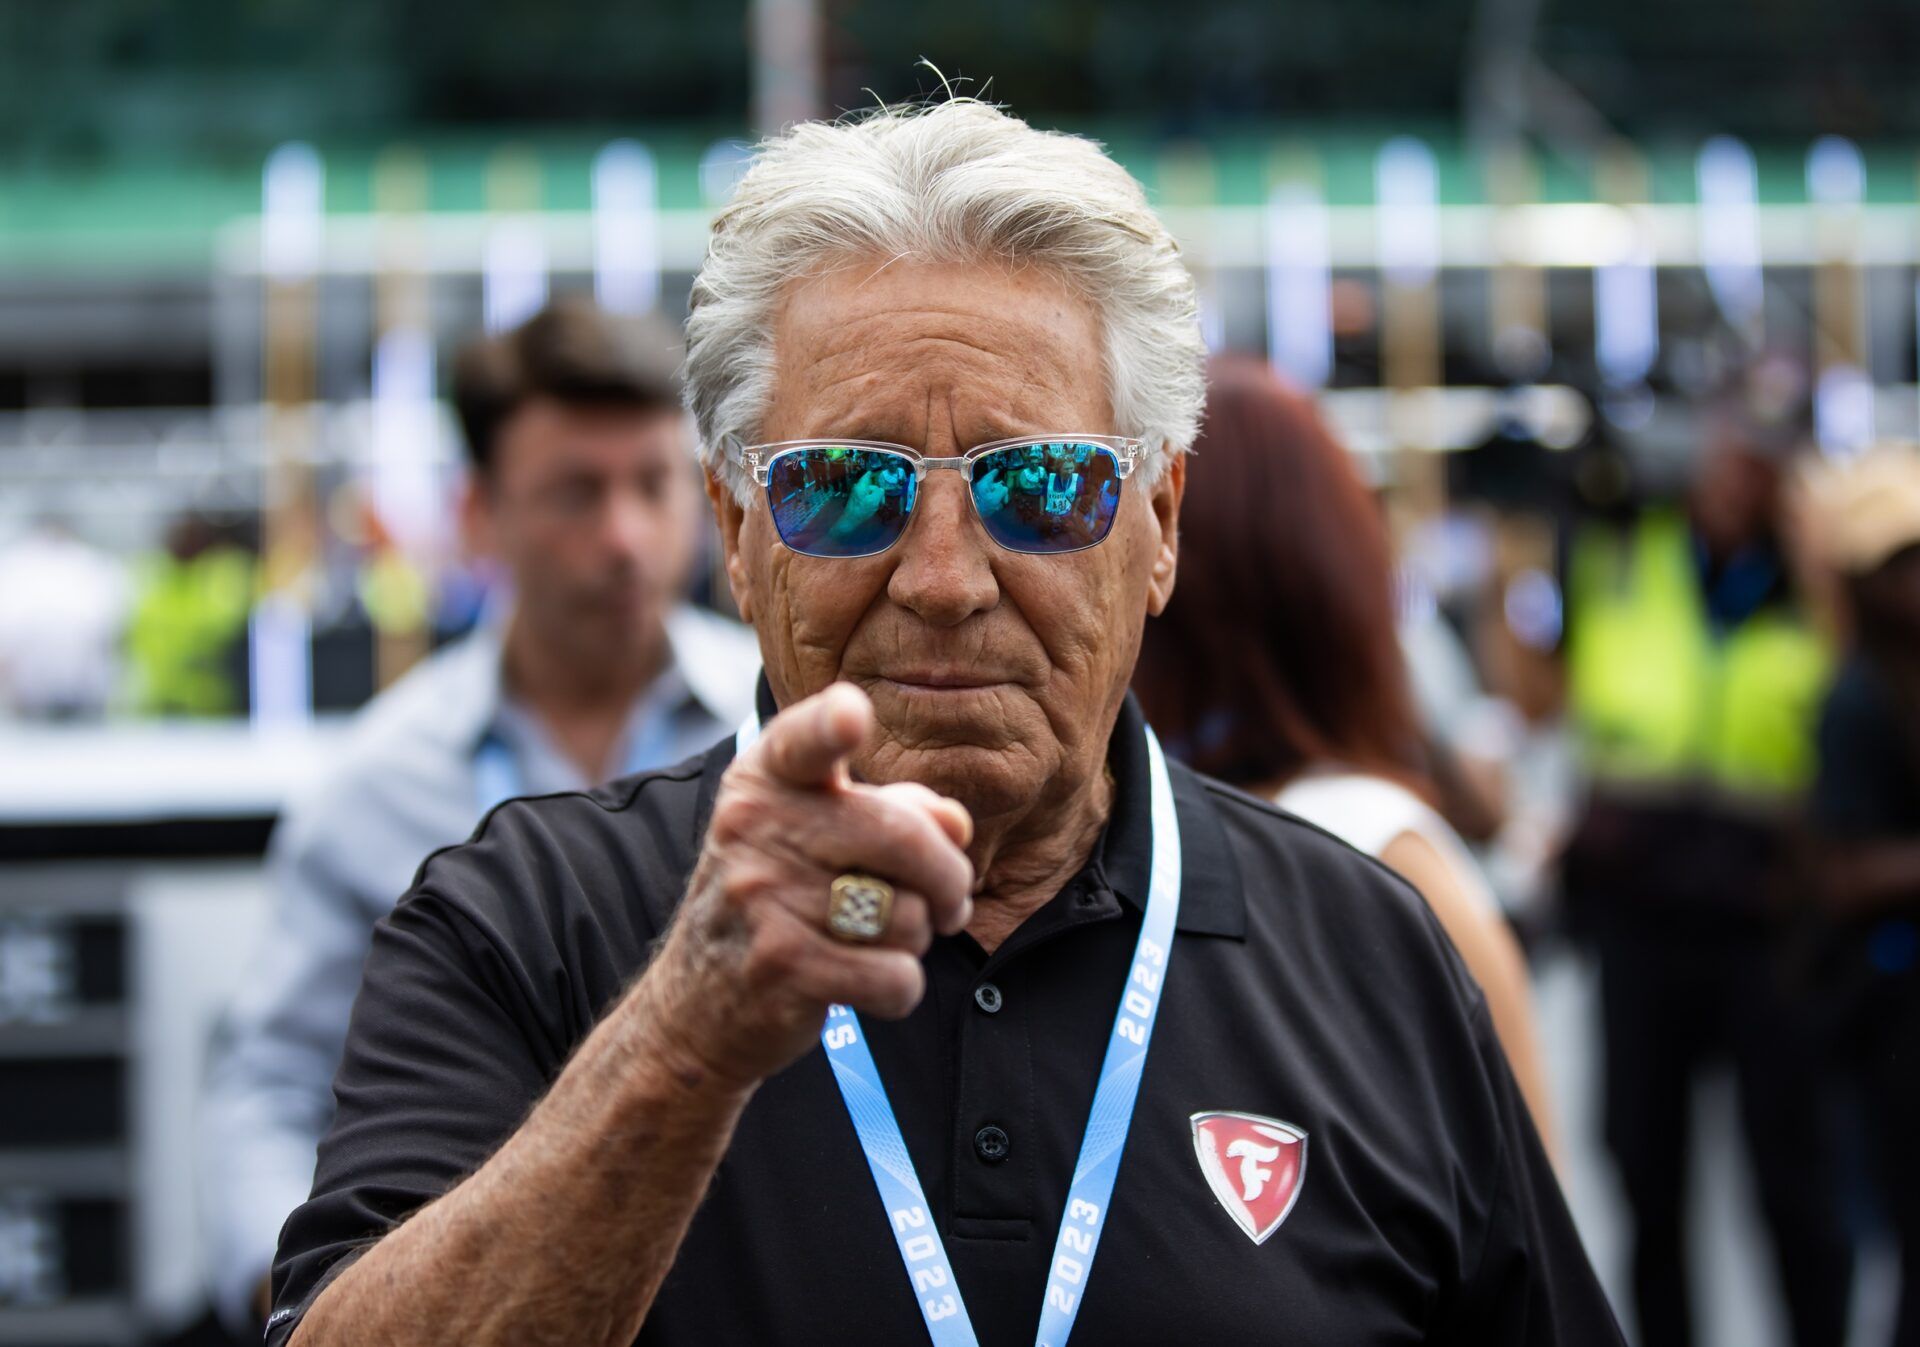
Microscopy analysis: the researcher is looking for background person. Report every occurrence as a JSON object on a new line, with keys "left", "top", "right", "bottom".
{"left": 197, "top": 297, "right": 759, "bottom": 1333}
{"left": 1559, "top": 413, "right": 1850, "bottom": 1347}
{"left": 1802, "top": 445, "right": 1920, "bottom": 1347}
{"left": 125, "top": 513, "right": 256, "bottom": 717}
{"left": 1132, "top": 353, "right": 1556, "bottom": 1149}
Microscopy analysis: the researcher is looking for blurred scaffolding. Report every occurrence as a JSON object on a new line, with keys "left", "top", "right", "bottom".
{"left": 7, "top": 123, "right": 1918, "bottom": 721}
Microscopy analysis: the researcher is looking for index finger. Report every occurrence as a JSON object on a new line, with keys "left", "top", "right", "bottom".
{"left": 749, "top": 682, "right": 873, "bottom": 790}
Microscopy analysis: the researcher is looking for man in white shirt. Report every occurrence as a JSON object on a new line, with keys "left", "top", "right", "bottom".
{"left": 198, "top": 298, "right": 760, "bottom": 1332}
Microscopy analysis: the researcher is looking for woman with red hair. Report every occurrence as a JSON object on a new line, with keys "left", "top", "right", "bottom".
{"left": 1135, "top": 355, "right": 1555, "bottom": 1145}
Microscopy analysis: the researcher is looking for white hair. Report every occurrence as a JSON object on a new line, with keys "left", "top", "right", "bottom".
{"left": 685, "top": 99, "right": 1207, "bottom": 504}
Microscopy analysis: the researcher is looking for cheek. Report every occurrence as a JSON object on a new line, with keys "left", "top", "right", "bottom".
{"left": 1003, "top": 497, "right": 1158, "bottom": 689}
{"left": 494, "top": 514, "right": 566, "bottom": 580}
{"left": 742, "top": 513, "right": 891, "bottom": 701}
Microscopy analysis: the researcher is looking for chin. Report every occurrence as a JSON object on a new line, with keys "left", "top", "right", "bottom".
{"left": 861, "top": 736, "right": 1049, "bottom": 820}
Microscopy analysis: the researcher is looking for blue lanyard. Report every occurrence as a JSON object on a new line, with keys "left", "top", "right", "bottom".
{"left": 732, "top": 713, "right": 1183, "bottom": 1347}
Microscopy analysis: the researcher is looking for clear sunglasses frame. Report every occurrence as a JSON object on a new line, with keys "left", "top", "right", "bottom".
{"left": 729, "top": 433, "right": 1145, "bottom": 487}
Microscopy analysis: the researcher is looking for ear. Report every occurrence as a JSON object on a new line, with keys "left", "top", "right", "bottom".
{"left": 705, "top": 469, "right": 755, "bottom": 624}
{"left": 1144, "top": 452, "right": 1184, "bottom": 617}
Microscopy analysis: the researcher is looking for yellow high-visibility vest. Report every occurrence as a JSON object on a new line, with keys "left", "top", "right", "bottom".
{"left": 125, "top": 545, "right": 257, "bottom": 716}
{"left": 1566, "top": 511, "right": 1830, "bottom": 796}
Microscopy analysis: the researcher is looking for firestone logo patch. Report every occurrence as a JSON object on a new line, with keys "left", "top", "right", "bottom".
{"left": 1190, "top": 1111, "right": 1309, "bottom": 1245}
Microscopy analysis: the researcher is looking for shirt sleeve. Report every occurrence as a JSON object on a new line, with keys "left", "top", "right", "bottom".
{"left": 197, "top": 804, "right": 382, "bottom": 1332}
{"left": 263, "top": 866, "right": 563, "bottom": 1347}
{"left": 1438, "top": 1007, "right": 1625, "bottom": 1346}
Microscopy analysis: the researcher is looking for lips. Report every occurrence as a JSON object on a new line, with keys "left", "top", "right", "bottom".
{"left": 877, "top": 670, "right": 1018, "bottom": 691}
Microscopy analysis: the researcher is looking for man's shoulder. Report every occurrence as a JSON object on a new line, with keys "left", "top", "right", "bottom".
{"left": 406, "top": 745, "right": 722, "bottom": 945}
{"left": 352, "top": 632, "right": 499, "bottom": 749}
{"left": 274, "top": 635, "right": 494, "bottom": 839}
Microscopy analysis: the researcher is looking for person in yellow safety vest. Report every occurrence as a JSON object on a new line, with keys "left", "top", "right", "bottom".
{"left": 1567, "top": 509, "right": 1830, "bottom": 798}
{"left": 1561, "top": 436, "right": 1851, "bottom": 1347}
{"left": 125, "top": 516, "right": 257, "bottom": 717}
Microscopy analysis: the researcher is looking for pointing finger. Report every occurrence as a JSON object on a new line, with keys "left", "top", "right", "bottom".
{"left": 753, "top": 683, "right": 872, "bottom": 790}
{"left": 873, "top": 781, "right": 974, "bottom": 850}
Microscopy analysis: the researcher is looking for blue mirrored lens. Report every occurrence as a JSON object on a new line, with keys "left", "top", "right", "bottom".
{"left": 766, "top": 447, "right": 917, "bottom": 558}
{"left": 970, "top": 442, "right": 1122, "bottom": 553}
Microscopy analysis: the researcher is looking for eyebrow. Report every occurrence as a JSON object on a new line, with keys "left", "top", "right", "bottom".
{"left": 780, "top": 429, "right": 1083, "bottom": 455}
{"left": 796, "top": 404, "right": 1040, "bottom": 450}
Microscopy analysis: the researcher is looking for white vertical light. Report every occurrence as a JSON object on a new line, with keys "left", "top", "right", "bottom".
{"left": 594, "top": 140, "right": 661, "bottom": 315}
{"left": 1198, "top": 278, "right": 1227, "bottom": 354}
{"left": 1696, "top": 135, "right": 1764, "bottom": 333}
{"left": 1807, "top": 134, "right": 1865, "bottom": 208}
{"left": 751, "top": 0, "right": 821, "bottom": 136}
{"left": 248, "top": 594, "right": 312, "bottom": 731}
{"left": 1815, "top": 365, "right": 1874, "bottom": 454}
{"left": 699, "top": 139, "right": 754, "bottom": 207}
{"left": 371, "top": 328, "right": 440, "bottom": 552}
{"left": 262, "top": 142, "right": 324, "bottom": 281}
{"left": 256, "top": 142, "right": 322, "bottom": 730}
{"left": 1808, "top": 135, "right": 1871, "bottom": 454}
{"left": 1594, "top": 233, "right": 1658, "bottom": 388}
{"left": 483, "top": 219, "right": 548, "bottom": 333}
{"left": 1265, "top": 183, "right": 1332, "bottom": 388}
{"left": 1375, "top": 137, "right": 1441, "bottom": 289}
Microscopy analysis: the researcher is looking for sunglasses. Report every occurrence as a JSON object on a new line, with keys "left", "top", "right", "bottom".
{"left": 731, "top": 434, "right": 1142, "bottom": 559}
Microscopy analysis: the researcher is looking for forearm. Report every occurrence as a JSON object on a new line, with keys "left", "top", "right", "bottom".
{"left": 289, "top": 973, "right": 752, "bottom": 1347}
{"left": 288, "top": 684, "right": 971, "bottom": 1345}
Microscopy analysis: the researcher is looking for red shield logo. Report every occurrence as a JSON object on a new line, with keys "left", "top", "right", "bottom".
{"left": 1190, "top": 1111, "right": 1308, "bottom": 1245}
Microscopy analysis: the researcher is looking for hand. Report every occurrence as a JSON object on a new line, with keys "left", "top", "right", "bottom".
{"left": 639, "top": 682, "right": 975, "bottom": 1092}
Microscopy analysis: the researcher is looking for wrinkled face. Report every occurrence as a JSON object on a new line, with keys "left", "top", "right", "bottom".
{"left": 710, "top": 259, "right": 1183, "bottom": 823}
{"left": 467, "top": 398, "right": 701, "bottom": 666}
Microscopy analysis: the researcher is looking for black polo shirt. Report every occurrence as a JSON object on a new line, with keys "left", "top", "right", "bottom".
{"left": 269, "top": 694, "right": 1620, "bottom": 1345}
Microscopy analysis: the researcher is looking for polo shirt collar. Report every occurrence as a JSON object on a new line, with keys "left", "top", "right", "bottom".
{"left": 435, "top": 622, "right": 511, "bottom": 757}
{"left": 726, "top": 679, "right": 1246, "bottom": 941}
{"left": 464, "top": 603, "right": 723, "bottom": 760}
{"left": 1100, "top": 692, "right": 1247, "bottom": 940}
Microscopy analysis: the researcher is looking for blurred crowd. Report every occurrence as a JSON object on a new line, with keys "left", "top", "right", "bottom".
{"left": 1131, "top": 346, "right": 1920, "bottom": 1347}
{"left": 0, "top": 502, "right": 486, "bottom": 725}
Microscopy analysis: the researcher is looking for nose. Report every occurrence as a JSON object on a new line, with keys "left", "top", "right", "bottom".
{"left": 886, "top": 473, "right": 1000, "bottom": 627}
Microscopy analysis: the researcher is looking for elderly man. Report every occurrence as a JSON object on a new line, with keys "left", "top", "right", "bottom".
{"left": 270, "top": 102, "right": 1620, "bottom": 1346}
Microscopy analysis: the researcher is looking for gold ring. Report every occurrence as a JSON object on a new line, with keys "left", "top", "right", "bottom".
{"left": 827, "top": 872, "right": 896, "bottom": 944}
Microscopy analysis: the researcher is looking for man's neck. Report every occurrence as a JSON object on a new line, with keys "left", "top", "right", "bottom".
{"left": 962, "top": 763, "right": 1115, "bottom": 953}
{"left": 501, "top": 612, "right": 669, "bottom": 782}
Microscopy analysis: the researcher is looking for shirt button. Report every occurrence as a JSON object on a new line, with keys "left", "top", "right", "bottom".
{"left": 974, "top": 1125, "right": 1011, "bottom": 1164}
{"left": 973, "top": 982, "right": 1003, "bottom": 1014}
